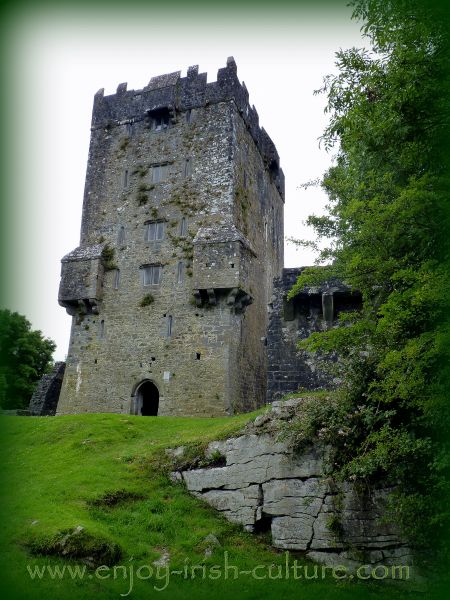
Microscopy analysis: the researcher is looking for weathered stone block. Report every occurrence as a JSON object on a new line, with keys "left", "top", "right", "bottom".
{"left": 271, "top": 515, "right": 315, "bottom": 550}
{"left": 200, "top": 485, "right": 260, "bottom": 526}
{"left": 263, "top": 478, "right": 327, "bottom": 517}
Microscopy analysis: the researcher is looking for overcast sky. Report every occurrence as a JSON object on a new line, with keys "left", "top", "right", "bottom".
{"left": 4, "top": 3, "right": 365, "bottom": 360}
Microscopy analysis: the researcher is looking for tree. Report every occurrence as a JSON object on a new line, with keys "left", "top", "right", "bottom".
{"left": 0, "top": 309, "right": 56, "bottom": 410}
{"left": 288, "top": 0, "right": 450, "bottom": 558}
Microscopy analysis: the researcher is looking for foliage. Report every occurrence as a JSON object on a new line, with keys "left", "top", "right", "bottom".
{"left": 100, "top": 245, "right": 117, "bottom": 271}
{"left": 0, "top": 309, "right": 55, "bottom": 410}
{"left": 139, "top": 293, "right": 154, "bottom": 307}
{"left": 288, "top": 0, "right": 450, "bottom": 558}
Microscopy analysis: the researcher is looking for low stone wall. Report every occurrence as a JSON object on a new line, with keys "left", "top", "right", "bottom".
{"left": 29, "top": 362, "right": 66, "bottom": 416}
{"left": 170, "top": 399, "right": 413, "bottom": 570}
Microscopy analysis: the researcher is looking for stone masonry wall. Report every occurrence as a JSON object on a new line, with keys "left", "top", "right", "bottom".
{"left": 57, "top": 58, "right": 284, "bottom": 417}
{"left": 171, "top": 399, "right": 413, "bottom": 571}
{"left": 267, "top": 269, "right": 362, "bottom": 402}
{"left": 29, "top": 362, "right": 66, "bottom": 416}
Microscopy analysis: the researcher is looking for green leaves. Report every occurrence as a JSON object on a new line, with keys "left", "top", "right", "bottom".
{"left": 288, "top": 0, "right": 450, "bottom": 558}
{"left": 0, "top": 310, "right": 56, "bottom": 410}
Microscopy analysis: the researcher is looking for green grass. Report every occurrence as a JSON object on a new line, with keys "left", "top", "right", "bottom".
{"left": 0, "top": 412, "right": 426, "bottom": 599}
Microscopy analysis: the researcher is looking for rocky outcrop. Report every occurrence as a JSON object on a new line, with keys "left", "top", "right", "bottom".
{"left": 170, "top": 399, "right": 413, "bottom": 570}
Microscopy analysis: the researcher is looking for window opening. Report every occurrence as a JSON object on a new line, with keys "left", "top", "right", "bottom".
{"left": 184, "top": 157, "right": 192, "bottom": 177}
{"left": 141, "top": 265, "right": 162, "bottom": 286}
{"left": 147, "top": 108, "right": 170, "bottom": 132}
{"left": 177, "top": 261, "right": 184, "bottom": 284}
{"left": 180, "top": 217, "right": 188, "bottom": 237}
{"left": 145, "top": 221, "right": 165, "bottom": 242}
{"left": 152, "top": 164, "right": 168, "bottom": 183}
{"left": 113, "top": 269, "right": 120, "bottom": 290}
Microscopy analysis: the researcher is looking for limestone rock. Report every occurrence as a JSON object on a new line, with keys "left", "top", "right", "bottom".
{"left": 271, "top": 515, "right": 315, "bottom": 550}
{"left": 176, "top": 408, "right": 412, "bottom": 571}
{"left": 200, "top": 486, "right": 261, "bottom": 526}
{"left": 263, "top": 478, "right": 327, "bottom": 518}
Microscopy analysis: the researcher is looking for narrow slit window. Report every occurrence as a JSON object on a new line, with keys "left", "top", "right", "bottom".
{"left": 145, "top": 221, "right": 165, "bottom": 242}
{"left": 167, "top": 315, "right": 173, "bottom": 337}
{"left": 99, "top": 320, "right": 105, "bottom": 338}
{"left": 184, "top": 157, "right": 192, "bottom": 177}
{"left": 177, "top": 261, "right": 184, "bottom": 284}
{"left": 185, "top": 109, "right": 191, "bottom": 123}
{"left": 118, "top": 226, "right": 125, "bottom": 245}
{"left": 271, "top": 206, "right": 276, "bottom": 244}
{"left": 142, "top": 265, "right": 162, "bottom": 286}
{"left": 123, "top": 169, "right": 129, "bottom": 189}
{"left": 196, "top": 352, "right": 201, "bottom": 360}
{"left": 180, "top": 217, "right": 187, "bottom": 237}
{"left": 113, "top": 269, "right": 120, "bottom": 290}
{"left": 126, "top": 122, "right": 133, "bottom": 136}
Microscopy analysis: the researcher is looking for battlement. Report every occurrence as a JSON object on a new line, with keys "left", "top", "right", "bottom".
{"left": 91, "top": 57, "right": 284, "bottom": 199}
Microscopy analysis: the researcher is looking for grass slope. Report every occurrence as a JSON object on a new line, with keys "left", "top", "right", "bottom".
{"left": 0, "top": 413, "right": 422, "bottom": 600}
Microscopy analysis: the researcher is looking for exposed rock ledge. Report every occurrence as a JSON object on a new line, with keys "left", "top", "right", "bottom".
{"left": 169, "top": 398, "right": 414, "bottom": 571}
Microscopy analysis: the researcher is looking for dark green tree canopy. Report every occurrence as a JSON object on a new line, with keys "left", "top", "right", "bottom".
{"left": 288, "top": 0, "right": 450, "bottom": 558}
{"left": 0, "top": 309, "right": 56, "bottom": 410}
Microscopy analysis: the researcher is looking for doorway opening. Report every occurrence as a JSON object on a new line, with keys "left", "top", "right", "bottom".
{"left": 134, "top": 380, "right": 159, "bottom": 416}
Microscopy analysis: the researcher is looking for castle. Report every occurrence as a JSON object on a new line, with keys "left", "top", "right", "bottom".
{"left": 56, "top": 58, "right": 284, "bottom": 417}
{"left": 48, "top": 58, "right": 360, "bottom": 418}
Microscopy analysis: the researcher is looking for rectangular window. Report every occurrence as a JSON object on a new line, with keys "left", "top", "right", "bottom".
{"left": 123, "top": 169, "right": 128, "bottom": 189}
{"left": 126, "top": 122, "right": 133, "bottom": 136}
{"left": 153, "top": 114, "right": 169, "bottom": 131}
{"left": 145, "top": 221, "right": 165, "bottom": 242}
{"left": 152, "top": 164, "right": 168, "bottom": 184}
{"left": 113, "top": 269, "right": 120, "bottom": 290}
{"left": 167, "top": 315, "right": 173, "bottom": 337}
{"left": 142, "top": 265, "right": 162, "bottom": 286}
{"left": 147, "top": 108, "right": 171, "bottom": 132}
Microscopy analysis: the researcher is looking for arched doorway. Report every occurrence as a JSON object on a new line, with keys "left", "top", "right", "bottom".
{"left": 133, "top": 380, "right": 159, "bottom": 416}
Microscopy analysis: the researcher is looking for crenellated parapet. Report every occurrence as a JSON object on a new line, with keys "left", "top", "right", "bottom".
{"left": 91, "top": 57, "right": 284, "bottom": 199}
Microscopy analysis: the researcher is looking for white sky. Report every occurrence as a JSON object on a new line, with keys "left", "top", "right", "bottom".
{"left": 4, "top": 4, "right": 365, "bottom": 360}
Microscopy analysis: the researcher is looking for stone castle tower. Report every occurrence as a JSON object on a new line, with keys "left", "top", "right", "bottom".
{"left": 56, "top": 58, "right": 284, "bottom": 417}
